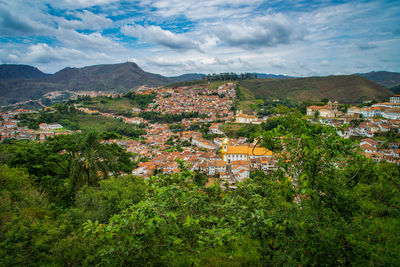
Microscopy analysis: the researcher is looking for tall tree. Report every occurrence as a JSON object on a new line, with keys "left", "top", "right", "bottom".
{"left": 69, "top": 132, "right": 115, "bottom": 191}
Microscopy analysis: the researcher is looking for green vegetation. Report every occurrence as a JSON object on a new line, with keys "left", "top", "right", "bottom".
{"left": 74, "top": 92, "right": 156, "bottom": 115}
{"left": 18, "top": 104, "right": 145, "bottom": 138}
{"left": 238, "top": 75, "right": 392, "bottom": 104}
{"left": 220, "top": 122, "right": 261, "bottom": 140}
{"left": 1, "top": 109, "right": 400, "bottom": 265}
{"left": 390, "top": 84, "right": 400, "bottom": 94}
{"left": 234, "top": 84, "right": 257, "bottom": 113}
{"left": 234, "top": 83, "right": 318, "bottom": 115}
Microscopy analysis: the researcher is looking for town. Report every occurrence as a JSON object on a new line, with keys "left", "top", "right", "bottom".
{"left": 2, "top": 83, "right": 399, "bottom": 190}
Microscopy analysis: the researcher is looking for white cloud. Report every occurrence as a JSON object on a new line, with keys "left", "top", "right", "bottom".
{"left": 54, "top": 0, "right": 119, "bottom": 9}
{"left": 25, "top": 43, "right": 83, "bottom": 63}
{"left": 56, "top": 29, "right": 123, "bottom": 52}
{"left": 121, "top": 24, "right": 200, "bottom": 51}
{"left": 142, "top": 0, "right": 263, "bottom": 20}
{"left": 57, "top": 10, "right": 113, "bottom": 30}
{"left": 0, "top": 1, "right": 55, "bottom": 36}
{"left": 209, "top": 14, "right": 304, "bottom": 49}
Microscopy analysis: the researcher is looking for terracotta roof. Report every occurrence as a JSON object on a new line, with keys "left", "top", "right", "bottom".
{"left": 307, "top": 105, "right": 328, "bottom": 110}
{"left": 226, "top": 145, "right": 272, "bottom": 156}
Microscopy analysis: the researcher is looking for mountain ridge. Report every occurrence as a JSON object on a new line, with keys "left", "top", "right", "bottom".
{"left": 0, "top": 63, "right": 396, "bottom": 106}
{"left": 0, "top": 64, "right": 48, "bottom": 81}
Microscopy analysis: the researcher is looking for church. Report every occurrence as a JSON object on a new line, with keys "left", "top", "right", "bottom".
{"left": 306, "top": 101, "right": 341, "bottom": 118}
{"left": 221, "top": 138, "right": 272, "bottom": 163}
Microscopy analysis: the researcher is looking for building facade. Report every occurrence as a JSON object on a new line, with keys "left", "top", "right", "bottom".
{"left": 221, "top": 138, "right": 272, "bottom": 163}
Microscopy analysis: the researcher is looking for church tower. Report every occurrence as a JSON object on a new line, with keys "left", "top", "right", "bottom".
{"left": 222, "top": 138, "right": 229, "bottom": 161}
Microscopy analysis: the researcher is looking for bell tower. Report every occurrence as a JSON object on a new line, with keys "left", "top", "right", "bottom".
{"left": 222, "top": 138, "right": 229, "bottom": 162}
{"left": 222, "top": 138, "right": 229, "bottom": 152}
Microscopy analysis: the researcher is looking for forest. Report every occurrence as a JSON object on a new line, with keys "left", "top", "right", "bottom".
{"left": 0, "top": 108, "right": 399, "bottom": 265}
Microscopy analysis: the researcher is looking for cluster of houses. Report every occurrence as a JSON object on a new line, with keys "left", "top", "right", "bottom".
{"left": 306, "top": 97, "right": 400, "bottom": 164}
{"left": 131, "top": 137, "right": 277, "bottom": 188}
{"left": 359, "top": 138, "right": 400, "bottom": 164}
{"left": 0, "top": 109, "right": 74, "bottom": 142}
{"left": 140, "top": 83, "right": 236, "bottom": 119}
{"left": 307, "top": 96, "right": 400, "bottom": 120}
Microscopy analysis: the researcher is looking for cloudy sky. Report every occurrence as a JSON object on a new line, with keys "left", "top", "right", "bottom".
{"left": 0, "top": 0, "right": 399, "bottom": 76}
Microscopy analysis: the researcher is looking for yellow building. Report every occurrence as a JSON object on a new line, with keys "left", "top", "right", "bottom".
{"left": 222, "top": 138, "right": 272, "bottom": 162}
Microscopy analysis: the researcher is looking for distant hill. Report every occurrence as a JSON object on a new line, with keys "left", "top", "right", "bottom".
{"left": 355, "top": 71, "right": 400, "bottom": 88}
{"left": 254, "top": 73, "right": 294, "bottom": 79}
{"left": 47, "top": 62, "right": 174, "bottom": 91}
{"left": 170, "top": 73, "right": 206, "bottom": 82}
{"left": 0, "top": 62, "right": 176, "bottom": 106}
{"left": 0, "top": 64, "right": 48, "bottom": 81}
{"left": 238, "top": 75, "right": 393, "bottom": 104}
{"left": 390, "top": 85, "right": 400, "bottom": 94}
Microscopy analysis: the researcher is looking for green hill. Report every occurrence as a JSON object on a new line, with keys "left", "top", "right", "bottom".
{"left": 356, "top": 71, "right": 400, "bottom": 88}
{"left": 238, "top": 75, "right": 393, "bottom": 104}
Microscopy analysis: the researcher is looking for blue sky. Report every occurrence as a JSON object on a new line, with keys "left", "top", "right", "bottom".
{"left": 0, "top": 0, "right": 399, "bottom": 76}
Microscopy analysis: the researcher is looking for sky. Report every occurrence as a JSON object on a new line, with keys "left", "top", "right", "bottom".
{"left": 0, "top": 0, "right": 399, "bottom": 76}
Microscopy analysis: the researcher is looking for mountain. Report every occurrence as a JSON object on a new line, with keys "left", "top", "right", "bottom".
{"left": 47, "top": 62, "right": 174, "bottom": 91}
{"left": 0, "top": 64, "right": 48, "bottom": 81}
{"left": 0, "top": 62, "right": 175, "bottom": 106}
{"left": 238, "top": 75, "right": 393, "bottom": 104}
{"left": 169, "top": 73, "right": 206, "bottom": 82}
{"left": 254, "top": 73, "right": 294, "bottom": 79}
{"left": 355, "top": 71, "right": 400, "bottom": 88}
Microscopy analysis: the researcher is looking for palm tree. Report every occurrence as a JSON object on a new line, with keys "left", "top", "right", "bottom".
{"left": 69, "top": 131, "right": 114, "bottom": 192}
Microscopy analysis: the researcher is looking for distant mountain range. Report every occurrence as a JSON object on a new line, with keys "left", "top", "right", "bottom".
{"left": 254, "top": 73, "right": 294, "bottom": 79}
{"left": 170, "top": 73, "right": 206, "bottom": 82}
{"left": 0, "top": 62, "right": 398, "bottom": 106}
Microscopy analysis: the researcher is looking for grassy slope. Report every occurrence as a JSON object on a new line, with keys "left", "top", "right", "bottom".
{"left": 73, "top": 113, "right": 126, "bottom": 132}
{"left": 235, "top": 84, "right": 257, "bottom": 113}
{"left": 238, "top": 75, "right": 393, "bottom": 104}
{"left": 80, "top": 97, "right": 136, "bottom": 113}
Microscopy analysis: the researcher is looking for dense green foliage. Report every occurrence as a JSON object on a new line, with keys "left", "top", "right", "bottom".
{"left": 0, "top": 132, "right": 134, "bottom": 206}
{"left": 1, "top": 110, "right": 399, "bottom": 265}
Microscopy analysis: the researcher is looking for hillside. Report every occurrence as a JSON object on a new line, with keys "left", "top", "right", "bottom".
{"left": 0, "top": 64, "right": 48, "bottom": 81}
{"left": 390, "top": 85, "right": 400, "bottom": 94}
{"left": 356, "top": 71, "right": 400, "bottom": 88}
{"left": 47, "top": 62, "right": 174, "bottom": 91}
{"left": 238, "top": 75, "right": 393, "bottom": 104}
{"left": 0, "top": 62, "right": 175, "bottom": 106}
{"left": 169, "top": 73, "right": 206, "bottom": 82}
